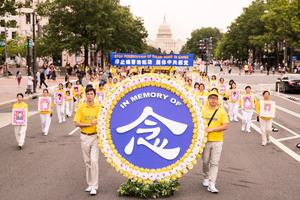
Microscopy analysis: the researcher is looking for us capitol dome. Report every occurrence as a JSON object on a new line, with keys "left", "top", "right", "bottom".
{"left": 148, "top": 15, "right": 185, "bottom": 54}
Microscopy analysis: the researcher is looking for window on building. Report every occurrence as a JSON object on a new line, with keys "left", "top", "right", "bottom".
{"left": 1, "top": 32, "right": 5, "bottom": 38}
{"left": 12, "top": 32, "right": 16, "bottom": 39}
{"left": 25, "top": 0, "right": 31, "bottom": 6}
{"left": 26, "top": 13, "right": 31, "bottom": 24}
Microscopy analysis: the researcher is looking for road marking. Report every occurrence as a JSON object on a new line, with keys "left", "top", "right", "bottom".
{"left": 272, "top": 121, "right": 299, "bottom": 137}
{"left": 68, "top": 127, "right": 80, "bottom": 135}
{"left": 225, "top": 105, "right": 300, "bottom": 163}
{"left": 277, "top": 135, "right": 300, "bottom": 142}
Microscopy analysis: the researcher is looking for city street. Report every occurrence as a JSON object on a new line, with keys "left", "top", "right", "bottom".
{"left": 0, "top": 69, "right": 299, "bottom": 200}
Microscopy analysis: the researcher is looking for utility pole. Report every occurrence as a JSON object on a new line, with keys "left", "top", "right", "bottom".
{"left": 4, "top": 28, "right": 8, "bottom": 76}
{"left": 27, "top": 36, "right": 31, "bottom": 75}
{"left": 283, "top": 22, "right": 288, "bottom": 72}
{"left": 32, "top": 13, "right": 37, "bottom": 93}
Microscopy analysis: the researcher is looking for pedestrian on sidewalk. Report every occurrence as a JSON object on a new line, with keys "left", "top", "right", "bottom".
{"left": 26, "top": 73, "right": 34, "bottom": 94}
{"left": 65, "top": 82, "right": 75, "bottom": 118}
{"left": 239, "top": 86, "right": 257, "bottom": 133}
{"left": 39, "top": 70, "right": 48, "bottom": 88}
{"left": 39, "top": 89, "right": 53, "bottom": 136}
{"left": 16, "top": 71, "right": 22, "bottom": 86}
{"left": 227, "top": 82, "right": 239, "bottom": 122}
{"left": 244, "top": 63, "right": 249, "bottom": 75}
{"left": 256, "top": 91, "right": 276, "bottom": 146}
{"left": 55, "top": 83, "right": 67, "bottom": 123}
{"left": 12, "top": 93, "right": 28, "bottom": 149}
{"left": 74, "top": 87, "right": 100, "bottom": 196}
{"left": 51, "top": 68, "right": 57, "bottom": 81}
{"left": 202, "top": 91, "right": 229, "bottom": 193}
{"left": 45, "top": 67, "right": 51, "bottom": 79}
{"left": 65, "top": 72, "right": 69, "bottom": 82}
{"left": 36, "top": 71, "right": 40, "bottom": 88}
{"left": 260, "top": 64, "right": 264, "bottom": 74}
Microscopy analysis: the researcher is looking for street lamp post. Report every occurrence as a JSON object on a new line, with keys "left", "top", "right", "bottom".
{"left": 26, "top": 34, "right": 31, "bottom": 75}
{"left": 32, "top": 13, "right": 37, "bottom": 93}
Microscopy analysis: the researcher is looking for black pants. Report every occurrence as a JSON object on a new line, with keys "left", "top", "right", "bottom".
{"left": 40, "top": 79, "right": 48, "bottom": 88}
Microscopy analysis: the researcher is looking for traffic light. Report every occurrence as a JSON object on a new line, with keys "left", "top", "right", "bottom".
{"left": 5, "top": 29, "right": 8, "bottom": 38}
{"left": 283, "top": 40, "right": 286, "bottom": 48}
{"left": 199, "top": 40, "right": 205, "bottom": 50}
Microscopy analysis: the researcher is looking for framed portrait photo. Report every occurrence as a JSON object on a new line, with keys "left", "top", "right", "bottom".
{"left": 260, "top": 101, "right": 275, "bottom": 118}
{"left": 73, "top": 85, "right": 80, "bottom": 95}
{"left": 219, "top": 84, "right": 227, "bottom": 94}
{"left": 229, "top": 89, "right": 240, "bottom": 102}
{"left": 65, "top": 89, "right": 73, "bottom": 100}
{"left": 12, "top": 108, "right": 27, "bottom": 125}
{"left": 38, "top": 97, "right": 51, "bottom": 111}
{"left": 97, "top": 92, "right": 105, "bottom": 104}
{"left": 54, "top": 92, "right": 64, "bottom": 104}
{"left": 198, "top": 96, "right": 207, "bottom": 107}
{"left": 241, "top": 95, "right": 254, "bottom": 109}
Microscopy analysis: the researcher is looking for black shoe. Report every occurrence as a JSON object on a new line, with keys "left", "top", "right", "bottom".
{"left": 18, "top": 145, "right": 22, "bottom": 150}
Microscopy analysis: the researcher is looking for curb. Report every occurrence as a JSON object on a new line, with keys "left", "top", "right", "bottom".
{"left": 0, "top": 79, "right": 77, "bottom": 109}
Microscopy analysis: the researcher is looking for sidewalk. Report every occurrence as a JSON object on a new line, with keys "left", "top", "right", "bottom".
{"left": 0, "top": 75, "right": 78, "bottom": 108}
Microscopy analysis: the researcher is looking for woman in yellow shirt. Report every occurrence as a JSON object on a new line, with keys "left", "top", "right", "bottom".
{"left": 256, "top": 91, "right": 276, "bottom": 146}
{"left": 55, "top": 83, "right": 67, "bottom": 123}
{"left": 39, "top": 89, "right": 54, "bottom": 136}
{"left": 13, "top": 93, "right": 28, "bottom": 149}
{"left": 74, "top": 80, "right": 84, "bottom": 112}
{"left": 65, "top": 82, "right": 76, "bottom": 118}
{"left": 227, "top": 82, "right": 239, "bottom": 121}
{"left": 199, "top": 83, "right": 209, "bottom": 96}
{"left": 217, "top": 78, "right": 227, "bottom": 99}
{"left": 239, "top": 86, "right": 257, "bottom": 133}
{"left": 202, "top": 73, "right": 209, "bottom": 91}
{"left": 96, "top": 83, "right": 106, "bottom": 104}
{"left": 209, "top": 75, "right": 218, "bottom": 91}
{"left": 104, "top": 76, "right": 115, "bottom": 94}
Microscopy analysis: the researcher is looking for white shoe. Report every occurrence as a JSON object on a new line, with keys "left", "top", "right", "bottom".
{"left": 267, "top": 139, "right": 271, "bottom": 144}
{"left": 58, "top": 121, "right": 62, "bottom": 124}
{"left": 230, "top": 118, "right": 233, "bottom": 122}
{"left": 63, "top": 119, "right": 66, "bottom": 123}
{"left": 90, "top": 189, "right": 97, "bottom": 195}
{"left": 207, "top": 185, "right": 219, "bottom": 193}
{"left": 203, "top": 179, "right": 209, "bottom": 187}
{"left": 86, "top": 186, "right": 92, "bottom": 192}
{"left": 246, "top": 130, "right": 251, "bottom": 133}
{"left": 234, "top": 119, "right": 238, "bottom": 122}
{"left": 262, "top": 142, "right": 267, "bottom": 146}
{"left": 241, "top": 128, "right": 245, "bottom": 132}
{"left": 44, "top": 132, "right": 48, "bottom": 136}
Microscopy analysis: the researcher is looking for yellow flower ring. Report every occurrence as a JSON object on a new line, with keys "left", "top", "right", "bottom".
{"left": 97, "top": 74, "right": 206, "bottom": 183}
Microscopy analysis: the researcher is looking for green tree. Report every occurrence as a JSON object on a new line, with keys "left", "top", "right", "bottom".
{"left": 36, "top": 0, "right": 148, "bottom": 68}
{"left": 180, "top": 27, "right": 222, "bottom": 59}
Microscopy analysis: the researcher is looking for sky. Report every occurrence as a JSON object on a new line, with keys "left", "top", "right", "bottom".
{"left": 120, "top": 0, "right": 254, "bottom": 41}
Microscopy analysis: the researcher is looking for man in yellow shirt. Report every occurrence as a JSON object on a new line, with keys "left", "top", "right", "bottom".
{"left": 104, "top": 76, "right": 115, "bottom": 94}
{"left": 74, "top": 87, "right": 100, "bottom": 195}
{"left": 12, "top": 93, "right": 28, "bottom": 149}
{"left": 202, "top": 91, "right": 229, "bottom": 193}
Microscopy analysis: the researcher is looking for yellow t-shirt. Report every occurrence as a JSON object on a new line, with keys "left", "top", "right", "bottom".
{"left": 104, "top": 82, "right": 115, "bottom": 94}
{"left": 40, "top": 98, "right": 54, "bottom": 114}
{"left": 256, "top": 99, "right": 276, "bottom": 120}
{"left": 239, "top": 93, "right": 257, "bottom": 109}
{"left": 198, "top": 91, "right": 209, "bottom": 96}
{"left": 65, "top": 87, "right": 76, "bottom": 101}
{"left": 12, "top": 102, "right": 28, "bottom": 122}
{"left": 74, "top": 85, "right": 84, "bottom": 98}
{"left": 202, "top": 107, "right": 229, "bottom": 141}
{"left": 73, "top": 102, "right": 101, "bottom": 134}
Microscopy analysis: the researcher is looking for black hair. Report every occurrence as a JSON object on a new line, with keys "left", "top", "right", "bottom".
{"left": 230, "top": 82, "right": 236, "bottom": 89}
{"left": 17, "top": 93, "right": 23, "bottom": 98}
{"left": 245, "top": 86, "right": 251, "bottom": 90}
{"left": 76, "top": 80, "right": 80, "bottom": 84}
{"left": 211, "top": 88, "right": 218, "bottom": 92}
{"left": 59, "top": 83, "right": 63, "bottom": 87}
{"left": 219, "top": 77, "right": 224, "bottom": 82}
{"left": 43, "top": 89, "right": 49, "bottom": 93}
{"left": 99, "top": 83, "right": 104, "bottom": 87}
{"left": 194, "top": 82, "right": 200, "bottom": 88}
{"left": 66, "top": 81, "right": 72, "bottom": 87}
{"left": 262, "top": 91, "right": 270, "bottom": 95}
{"left": 199, "top": 83, "right": 205, "bottom": 90}
{"left": 229, "top": 79, "right": 234, "bottom": 85}
{"left": 86, "top": 84, "right": 94, "bottom": 89}
{"left": 86, "top": 87, "right": 96, "bottom": 95}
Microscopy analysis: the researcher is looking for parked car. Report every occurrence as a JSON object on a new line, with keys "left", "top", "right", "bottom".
{"left": 276, "top": 74, "right": 300, "bottom": 93}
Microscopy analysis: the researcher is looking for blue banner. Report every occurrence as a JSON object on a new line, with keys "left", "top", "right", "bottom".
{"left": 110, "top": 53, "right": 194, "bottom": 67}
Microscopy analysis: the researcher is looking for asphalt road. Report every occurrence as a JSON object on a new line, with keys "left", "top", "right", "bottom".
{"left": 0, "top": 70, "right": 299, "bottom": 200}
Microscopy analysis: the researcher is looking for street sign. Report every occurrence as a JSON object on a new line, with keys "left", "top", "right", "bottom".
{"left": 0, "top": 41, "right": 4, "bottom": 47}
{"left": 292, "top": 56, "right": 297, "bottom": 61}
{"left": 89, "top": 50, "right": 96, "bottom": 52}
